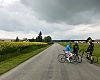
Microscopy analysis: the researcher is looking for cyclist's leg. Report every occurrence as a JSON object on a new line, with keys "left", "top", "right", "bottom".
{"left": 86, "top": 52, "right": 90, "bottom": 60}
{"left": 90, "top": 51, "right": 93, "bottom": 60}
{"left": 70, "top": 52, "right": 73, "bottom": 57}
{"left": 85, "top": 48, "right": 90, "bottom": 59}
{"left": 74, "top": 51, "right": 79, "bottom": 61}
{"left": 90, "top": 51, "right": 93, "bottom": 63}
{"left": 65, "top": 51, "right": 70, "bottom": 62}
{"left": 65, "top": 51, "right": 69, "bottom": 58}
{"left": 67, "top": 54, "right": 70, "bottom": 62}
{"left": 69, "top": 52, "right": 73, "bottom": 62}
{"left": 74, "top": 51, "right": 78, "bottom": 57}
{"left": 76, "top": 52, "right": 79, "bottom": 60}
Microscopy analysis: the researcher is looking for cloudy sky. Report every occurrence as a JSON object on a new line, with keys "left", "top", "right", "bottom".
{"left": 0, "top": 0, "right": 100, "bottom": 40}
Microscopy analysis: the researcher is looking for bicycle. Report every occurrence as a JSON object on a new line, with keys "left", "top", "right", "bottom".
{"left": 85, "top": 51, "right": 98, "bottom": 64}
{"left": 57, "top": 50, "right": 82, "bottom": 63}
{"left": 79, "top": 50, "right": 98, "bottom": 64}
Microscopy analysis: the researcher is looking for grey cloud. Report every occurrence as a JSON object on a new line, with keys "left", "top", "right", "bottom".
{"left": 0, "top": 3, "right": 40, "bottom": 32}
{"left": 0, "top": 6, "right": 73, "bottom": 35}
{"left": 21, "top": 0, "right": 100, "bottom": 25}
{"left": 0, "top": 5, "right": 73, "bottom": 35}
{"left": 0, "top": 0, "right": 100, "bottom": 40}
{"left": 0, "top": 8, "right": 23, "bottom": 31}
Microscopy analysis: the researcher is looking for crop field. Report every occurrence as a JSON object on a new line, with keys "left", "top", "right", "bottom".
{"left": 0, "top": 42, "right": 48, "bottom": 62}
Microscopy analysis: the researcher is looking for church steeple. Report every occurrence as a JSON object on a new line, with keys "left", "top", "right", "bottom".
{"left": 36, "top": 31, "right": 42, "bottom": 42}
{"left": 39, "top": 31, "right": 42, "bottom": 36}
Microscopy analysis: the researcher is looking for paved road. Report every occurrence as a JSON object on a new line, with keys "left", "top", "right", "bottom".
{"left": 0, "top": 43, "right": 100, "bottom": 80}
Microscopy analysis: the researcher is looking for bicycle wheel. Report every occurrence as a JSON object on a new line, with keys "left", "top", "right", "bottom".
{"left": 57, "top": 54, "right": 66, "bottom": 63}
{"left": 78, "top": 51, "right": 84, "bottom": 63}
{"left": 92, "top": 56, "right": 98, "bottom": 63}
{"left": 74, "top": 55, "right": 79, "bottom": 62}
{"left": 77, "top": 55, "right": 83, "bottom": 63}
{"left": 72, "top": 55, "right": 79, "bottom": 63}
{"left": 79, "top": 56, "right": 83, "bottom": 63}
{"left": 69, "top": 56, "right": 74, "bottom": 63}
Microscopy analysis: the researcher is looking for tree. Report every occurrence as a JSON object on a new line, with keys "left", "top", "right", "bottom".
{"left": 44, "top": 36, "right": 52, "bottom": 42}
{"left": 36, "top": 36, "right": 39, "bottom": 42}
{"left": 39, "top": 31, "right": 42, "bottom": 36}
{"left": 28, "top": 37, "right": 34, "bottom": 42}
{"left": 15, "top": 36, "right": 19, "bottom": 42}
{"left": 31, "top": 37, "right": 34, "bottom": 42}
{"left": 36, "top": 31, "right": 42, "bottom": 42}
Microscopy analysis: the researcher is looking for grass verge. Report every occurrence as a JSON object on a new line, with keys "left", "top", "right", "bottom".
{"left": 0, "top": 45, "right": 51, "bottom": 75}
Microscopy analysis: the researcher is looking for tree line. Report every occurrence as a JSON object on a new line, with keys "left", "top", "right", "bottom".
{"left": 15, "top": 31, "right": 52, "bottom": 42}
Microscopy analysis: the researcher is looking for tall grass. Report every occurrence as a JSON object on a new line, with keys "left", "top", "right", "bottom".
{"left": 0, "top": 42, "right": 48, "bottom": 62}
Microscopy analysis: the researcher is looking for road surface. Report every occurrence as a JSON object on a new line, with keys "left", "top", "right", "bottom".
{"left": 0, "top": 43, "right": 100, "bottom": 80}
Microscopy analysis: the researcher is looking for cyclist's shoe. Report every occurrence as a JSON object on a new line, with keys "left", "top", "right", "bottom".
{"left": 67, "top": 58, "right": 70, "bottom": 62}
{"left": 90, "top": 60, "right": 93, "bottom": 64}
{"left": 86, "top": 57, "right": 90, "bottom": 60}
{"left": 68, "top": 60, "right": 72, "bottom": 63}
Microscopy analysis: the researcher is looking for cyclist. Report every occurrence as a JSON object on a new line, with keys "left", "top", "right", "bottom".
{"left": 65, "top": 42, "right": 73, "bottom": 62}
{"left": 85, "top": 40, "right": 94, "bottom": 63}
{"left": 73, "top": 42, "right": 79, "bottom": 57}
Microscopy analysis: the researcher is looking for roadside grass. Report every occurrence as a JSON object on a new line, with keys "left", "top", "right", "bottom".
{"left": 0, "top": 45, "right": 51, "bottom": 75}
{"left": 59, "top": 42, "right": 100, "bottom": 66}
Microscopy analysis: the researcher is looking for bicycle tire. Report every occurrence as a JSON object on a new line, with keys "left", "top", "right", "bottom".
{"left": 72, "top": 54, "right": 81, "bottom": 63}
{"left": 78, "top": 55, "right": 83, "bottom": 63}
{"left": 78, "top": 50, "right": 85, "bottom": 62}
{"left": 57, "top": 54, "right": 66, "bottom": 63}
{"left": 69, "top": 56, "right": 74, "bottom": 63}
{"left": 92, "top": 56, "right": 98, "bottom": 63}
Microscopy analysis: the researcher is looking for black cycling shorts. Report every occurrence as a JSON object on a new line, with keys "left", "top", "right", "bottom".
{"left": 90, "top": 51, "right": 93, "bottom": 56}
{"left": 74, "top": 51, "right": 78, "bottom": 56}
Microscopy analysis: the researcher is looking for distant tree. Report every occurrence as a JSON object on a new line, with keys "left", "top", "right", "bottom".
{"left": 39, "top": 31, "right": 42, "bottom": 36}
{"left": 31, "top": 37, "right": 34, "bottom": 42}
{"left": 44, "top": 36, "right": 52, "bottom": 42}
{"left": 28, "top": 37, "right": 34, "bottom": 42}
{"left": 36, "top": 31, "right": 42, "bottom": 42}
{"left": 86, "top": 37, "right": 92, "bottom": 42}
{"left": 15, "top": 36, "right": 19, "bottom": 42}
{"left": 36, "top": 37, "right": 38, "bottom": 42}
{"left": 38, "top": 31, "right": 42, "bottom": 42}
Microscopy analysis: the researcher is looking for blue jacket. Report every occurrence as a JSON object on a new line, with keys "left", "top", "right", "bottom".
{"left": 65, "top": 45, "right": 72, "bottom": 52}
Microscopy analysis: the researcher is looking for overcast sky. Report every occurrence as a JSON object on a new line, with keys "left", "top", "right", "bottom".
{"left": 0, "top": 0, "right": 100, "bottom": 40}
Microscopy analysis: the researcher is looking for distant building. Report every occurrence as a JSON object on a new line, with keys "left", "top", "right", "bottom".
{"left": 0, "top": 39, "right": 4, "bottom": 42}
{"left": 94, "top": 39, "right": 100, "bottom": 43}
{"left": 0, "top": 39, "right": 15, "bottom": 42}
{"left": 52, "top": 39, "right": 100, "bottom": 43}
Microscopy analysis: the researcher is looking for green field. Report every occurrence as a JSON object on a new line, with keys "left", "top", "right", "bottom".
{"left": 0, "top": 42, "right": 50, "bottom": 75}
{"left": 59, "top": 42, "right": 100, "bottom": 66}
